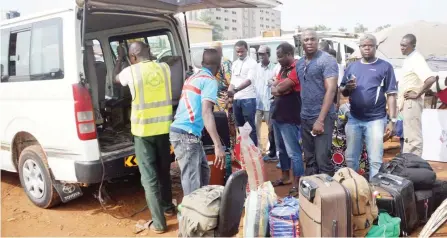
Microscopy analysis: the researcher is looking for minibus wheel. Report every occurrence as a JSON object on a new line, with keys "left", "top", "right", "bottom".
{"left": 18, "top": 145, "right": 61, "bottom": 208}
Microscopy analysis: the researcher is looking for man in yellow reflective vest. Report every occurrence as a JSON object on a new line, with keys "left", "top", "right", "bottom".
{"left": 113, "top": 42, "right": 174, "bottom": 234}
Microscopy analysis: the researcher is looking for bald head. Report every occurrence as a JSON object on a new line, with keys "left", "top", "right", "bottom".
{"left": 301, "top": 29, "right": 319, "bottom": 55}
{"left": 210, "top": 41, "right": 223, "bottom": 57}
{"left": 128, "top": 41, "right": 150, "bottom": 64}
{"left": 202, "top": 48, "right": 222, "bottom": 76}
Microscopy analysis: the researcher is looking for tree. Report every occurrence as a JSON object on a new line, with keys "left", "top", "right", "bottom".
{"left": 354, "top": 23, "right": 368, "bottom": 33}
{"left": 199, "top": 12, "right": 224, "bottom": 41}
{"left": 338, "top": 27, "right": 347, "bottom": 32}
{"left": 313, "top": 25, "right": 331, "bottom": 31}
{"left": 375, "top": 24, "right": 391, "bottom": 32}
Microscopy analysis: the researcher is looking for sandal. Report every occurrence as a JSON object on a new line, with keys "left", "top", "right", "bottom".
{"left": 289, "top": 187, "right": 299, "bottom": 197}
{"left": 135, "top": 220, "right": 165, "bottom": 234}
{"left": 272, "top": 179, "right": 292, "bottom": 187}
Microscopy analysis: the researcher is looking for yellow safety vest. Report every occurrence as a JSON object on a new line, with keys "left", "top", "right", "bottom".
{"left": 130, "top": 61, "right": 173, "bottom": 137}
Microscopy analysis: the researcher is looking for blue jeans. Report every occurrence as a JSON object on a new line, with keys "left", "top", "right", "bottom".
{"left": 272, "top": 120, "right": 304, "bottom": 177}
{"left": 233, "top": 98, "right": 258, "bottom": 146}
{"left": 345, "top": 115, "right": 387, "bottom": 180}
{"left": 169, "top": 131, "right": 210, "bottom": 196}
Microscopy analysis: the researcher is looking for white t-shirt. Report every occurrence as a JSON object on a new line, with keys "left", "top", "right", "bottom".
{"left": 230, "top": 56, "right": 257, "bottom": 100}
{"left": 118, "top": 66, "right": 136, "bottom": 99}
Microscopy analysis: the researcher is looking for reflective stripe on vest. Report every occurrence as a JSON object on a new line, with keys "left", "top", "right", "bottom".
{"left": 130, "top": 61, "right": 172, "bottom": 137}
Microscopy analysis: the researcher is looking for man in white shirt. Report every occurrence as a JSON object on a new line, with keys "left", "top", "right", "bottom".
{"left": 254, "top": 45, "right": 277, "bottom": 151}
{"left": 228, "top": 40, "right": 258, "bottom": 145}
{"left": 399, "top": 34, "right": 437, "bottom": 156}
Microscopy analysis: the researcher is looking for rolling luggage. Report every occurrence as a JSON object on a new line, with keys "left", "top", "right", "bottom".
{"left": 204, "top": 145, "right": 227, "bottom": 186}
{"left": 415, "top": 190, "right": 434, "bottom": 224}
{"left": 299, "top": 174, "right": 352, "bottom": 237}
{"left": 201, "top": 111, "right": 230, "bottom": 148}
{"left": 371, "top": 173, "right": 418, "bottom": 236}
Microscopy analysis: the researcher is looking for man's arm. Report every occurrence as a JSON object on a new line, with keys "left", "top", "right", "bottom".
{"left": 113, "top": 58, "right": 124, "bottom": 84}
{"left": 317, "top": 57, "right": 339, "bottom": 123}
{"left": 203, "top": 100, "right": 222, "bottom": 147}
{"left": 272, "top": 79, "right": 295, "bottom": 96}
{"left": 417, "top": 76, "right": 437, "bottom": 97}
{"left": 387, "top": 94, "right": 397, "bottom": 119}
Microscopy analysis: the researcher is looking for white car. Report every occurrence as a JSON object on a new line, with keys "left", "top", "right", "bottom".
{"left": 0, "top": 0, "right": 281, "bottom": 208}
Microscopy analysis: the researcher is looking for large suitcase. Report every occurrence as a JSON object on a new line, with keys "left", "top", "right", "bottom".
{"left": 371, "top": 173, "right": 418, "bottom": 236}
{"left": 299, "top": 174, "right": 352, "bottom": 237}
{"left": 201, "top": 111, "right": 230, "bottom": 148}
{"left": 204, "top": 145, "right": 228, "bottom": 186}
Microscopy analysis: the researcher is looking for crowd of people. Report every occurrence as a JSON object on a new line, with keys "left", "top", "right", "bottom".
{"left": 112, "top": 28, "right": 438, "bottom": 233}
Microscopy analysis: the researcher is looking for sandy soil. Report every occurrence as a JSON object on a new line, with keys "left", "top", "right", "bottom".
{"left": 0, "top": 123, "right": 434, "bottom": 237}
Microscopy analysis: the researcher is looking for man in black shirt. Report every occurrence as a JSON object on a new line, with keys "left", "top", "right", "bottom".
{"left": 270, "top": 43, "right": 304, "bottom": 196}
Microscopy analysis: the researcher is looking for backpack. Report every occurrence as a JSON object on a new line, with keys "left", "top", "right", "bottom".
{"left": 178, "top": 185, "right": 224, "bottom": 237}
{"left": 333, "top": 167, "right": 379, "bottom": 237}
{"left": 379, "top": 153, "right": 436, "bottom": 190}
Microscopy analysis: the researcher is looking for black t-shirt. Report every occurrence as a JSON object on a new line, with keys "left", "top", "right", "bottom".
{"left": 271, "top": 61, "right": 302, "bottom": 125}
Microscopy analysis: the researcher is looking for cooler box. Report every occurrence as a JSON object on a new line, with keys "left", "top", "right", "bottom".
{"left": 204, "top": 145, "right": 227, "bottom": 186}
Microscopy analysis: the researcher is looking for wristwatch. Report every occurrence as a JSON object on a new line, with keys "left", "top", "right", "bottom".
{"left": 390, "top": 118, "right": 397, "bottom": 123}
{"left": 234, "top": 87, "right": 239, "bottom": 92}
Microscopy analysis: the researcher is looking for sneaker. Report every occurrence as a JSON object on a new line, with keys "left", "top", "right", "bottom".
{"left": 263, "top": 154, "right": 278, "bottom": 162}
{"left": 276, "top": 162, "right": 281, "bottom": 169}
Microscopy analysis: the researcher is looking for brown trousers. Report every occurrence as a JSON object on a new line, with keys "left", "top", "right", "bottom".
{"left": 402, "top": 97, "right": 424, "bottom": 156}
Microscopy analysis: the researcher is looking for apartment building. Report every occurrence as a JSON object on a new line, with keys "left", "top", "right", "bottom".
{"left": 186, "top": 8, "right": 281, "bottom": 40}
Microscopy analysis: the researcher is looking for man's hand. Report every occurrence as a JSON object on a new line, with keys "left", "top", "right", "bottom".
{"left": 227, "top": 89, "right": 236, "bottom": 98}
{"left": 384, "top": 121, "right": 395, "bottom": 141}
{"left": 214, "top": 145, "right": 226, "bottom": 170}
{"left": 312, "top": 120, "right": 325, "bottom": 135}
{"left": 404, "top": 91, "right": 419, "bottom": 100}
{"left": 345, "top": 80, "right": 357, "bottom": 91}
{"left": 117, "top": 44, "right": 126, "bottom": 60}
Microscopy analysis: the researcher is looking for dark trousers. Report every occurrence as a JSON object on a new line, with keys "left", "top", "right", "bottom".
{"left": 134, "top": 134, "right": 174, "bottom": 230}
{"left": 233, "top": 98, "right": 258, "bottom": 146}
{"left": 301, "top": 115, "right": 336, "bottom": 176}
{"left": 268, "top": 118, "right": 276, "bottom": 157}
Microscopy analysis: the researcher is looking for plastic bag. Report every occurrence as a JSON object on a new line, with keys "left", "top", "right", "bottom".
{"left": 366, "top": 212, "right": 401, "bottom": 238}
{"left": 234, "top": 122, "right": 266, "bottom": 192}
{"left": 243, "top": 181, "right": 277, "bottom": 237}
{"left": 269, "top": 196, "right": 300, "bottom": 238}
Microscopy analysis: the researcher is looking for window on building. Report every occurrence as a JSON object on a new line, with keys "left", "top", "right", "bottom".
{"left": 232, "top": 19, "right": 237, "bottom": 23}
{"left": 232, "top": 27, "right": 237, "bottom": 31}
{"left": 216, "top": 8, "right": 221, "bottom": 11}
{"left": 260, "top": 24, "right": 264, "bottom": 27}
{"left": 224, "top": 18, "right": 228, "bottom": 21}
{"left": 232, "top": 11, "right": 236, "bottom": 14}
{"left": 216, "top": 17, "right": 221, "bottom": 20}
{"left": 225, "top": 26, "right": 229, "bottom": 30}
{"left": 266, "top": 11, "right": 269, "bottom": 14}
{"left": 224, "top": 9, "right": 228, "bottom": 12}
{"left": 260, "top": 10, "right": 264, "bottom": 12}
{"left": 266, "top": 25, "right": 270, "bottom": 28}
{"left": 260, "top": 17, "right": 264, "bottom": 20}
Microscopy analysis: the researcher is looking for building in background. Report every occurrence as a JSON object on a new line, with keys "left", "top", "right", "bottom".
{"left": 187, "top": 21, "right": 213, "bottom": 44}
{"left": 186, "top": 8, "right": 281, "bottom": 40}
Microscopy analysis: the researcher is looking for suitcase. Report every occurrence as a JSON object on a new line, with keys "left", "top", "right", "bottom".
{"left": 204, "top": 145, "right": 228, "bottom": 186}
{"left": 370, "top": 173, "right": 418, "bottom": 236}
{"left": 299, "top": 174, "right": 352, "bottom": 237}
{"left": 415, "top": 190, "right": 434, "bottom": 224}
{"left": 432, "top": 180, "right": 447, "bottom": 209}
{"left": 201, "top": 111, "right": 230, "bottom": 148}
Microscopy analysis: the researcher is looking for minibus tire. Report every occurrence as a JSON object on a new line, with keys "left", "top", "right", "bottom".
{"left": 18, "top": 145, "right": 61, "bottom": 208}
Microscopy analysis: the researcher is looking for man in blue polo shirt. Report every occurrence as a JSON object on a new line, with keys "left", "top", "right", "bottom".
{"left": 170, "top": 49, "right": 226, "bottom": 195}
{"left": 340, "top": 34, "right": 398, "bottom": 180}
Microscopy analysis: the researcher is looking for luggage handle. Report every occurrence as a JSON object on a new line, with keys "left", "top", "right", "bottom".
{"left": 300, "top": 180, "right": 318, "bottom": 202}
{"left": 377, "top": 174, "right": 403, "bottom": 185}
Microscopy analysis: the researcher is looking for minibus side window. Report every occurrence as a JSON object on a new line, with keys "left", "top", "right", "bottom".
{"left": 8, "top": 31, "right": 31, "bottom": 79}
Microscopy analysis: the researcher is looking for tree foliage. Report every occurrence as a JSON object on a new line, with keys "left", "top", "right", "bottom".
{"left": 354, "top": 23, "right": 368, "bottom": 33}
{"left": 199, "top": 12, "right": 224, "bottom": 41}
{"left": 313, "top": 25, "right": 331, "bottom": 31}
{"left": 375, "top": 24, "right": 391, "bottom": 32}
{"left": 338, "top": 27, "right": 347, "bottom": 32}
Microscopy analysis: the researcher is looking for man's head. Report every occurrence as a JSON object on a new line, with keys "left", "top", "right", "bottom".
{"left": 211, "top": 41, "right": 223, "bottom": 57}
{"left": 319, "top": 41, "right": 330, "bottom": 52}
{"left": 235, "top": 40, "right": 248, "bottom": 60}
{"left": 202, "top": 48, "right": 222, "bottom": 76}
{"left": 400, "top": 34, "right": 416, "bottom": 56}
{"left": 258, "top": 45, "right": 271, "bottom": 65}
{"left": 359, "top": 34, "right": 377, "bottom": 60}
{"left": 301, "top": 29, "right": 319, "bottom": 54}
{"left": 128, "top": 41, "right": 151, "bottom": 64}
{"left": 276, "top": 42, "right": 295, "bottom": 67}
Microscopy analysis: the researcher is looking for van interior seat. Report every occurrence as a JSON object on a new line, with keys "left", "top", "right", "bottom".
{"left": 158, "top": 56, "right": 183, "bottom": 106}
{"left": 94, "top": 61, "right": 107, "bottom": 104}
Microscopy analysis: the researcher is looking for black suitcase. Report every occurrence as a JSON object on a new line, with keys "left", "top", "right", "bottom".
{"left": 415, "top": 190, "right": 434, "bottom": 224}
{"left": 201, "top": 111, "right": 230, "bottom": 149}
{"left": 371, "top": 173, "right": 418, "bottom": 236}
{"left": 432, "top": 180, "right": 447, "bottom": 209}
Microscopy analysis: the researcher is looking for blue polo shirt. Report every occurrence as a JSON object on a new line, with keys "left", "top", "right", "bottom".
{"left": 340, "top": 58, "right": 398, "bottom": 121}
{"left": 296, "top": 50, "right": 338, "bottom": 120}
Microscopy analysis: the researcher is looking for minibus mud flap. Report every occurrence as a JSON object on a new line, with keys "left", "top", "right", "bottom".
{"left": 53, "top": 180, "right": 84, "bottom": 203}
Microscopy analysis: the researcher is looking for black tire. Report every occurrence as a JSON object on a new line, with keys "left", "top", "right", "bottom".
{"left": 18, "top": 145, "right": 61, "bottom": 208}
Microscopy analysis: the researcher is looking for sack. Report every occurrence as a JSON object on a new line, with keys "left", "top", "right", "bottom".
{"left": 234, "top": 122, "right": 266, "bottom": 192}
{"left": 366, "top": 212, "right": 401, "bottom": 238}
{"left": 178, "top": 185, "right": 224, "bottom": 237}
{"left": 243, "top": 182, "right": 277, "bottom": 237}
{"left": 333, "top": 167, "right": 378, "bottom": 237}
{"left": 379, "top": 153, "right": 436, "bottom": 190}
{"left": 269, "top": 196, "right": 300, "bottom": 238}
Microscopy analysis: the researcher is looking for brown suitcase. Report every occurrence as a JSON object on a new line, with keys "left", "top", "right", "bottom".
{"left": 299, "top": 174, "right": 353, "bottom": 237}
